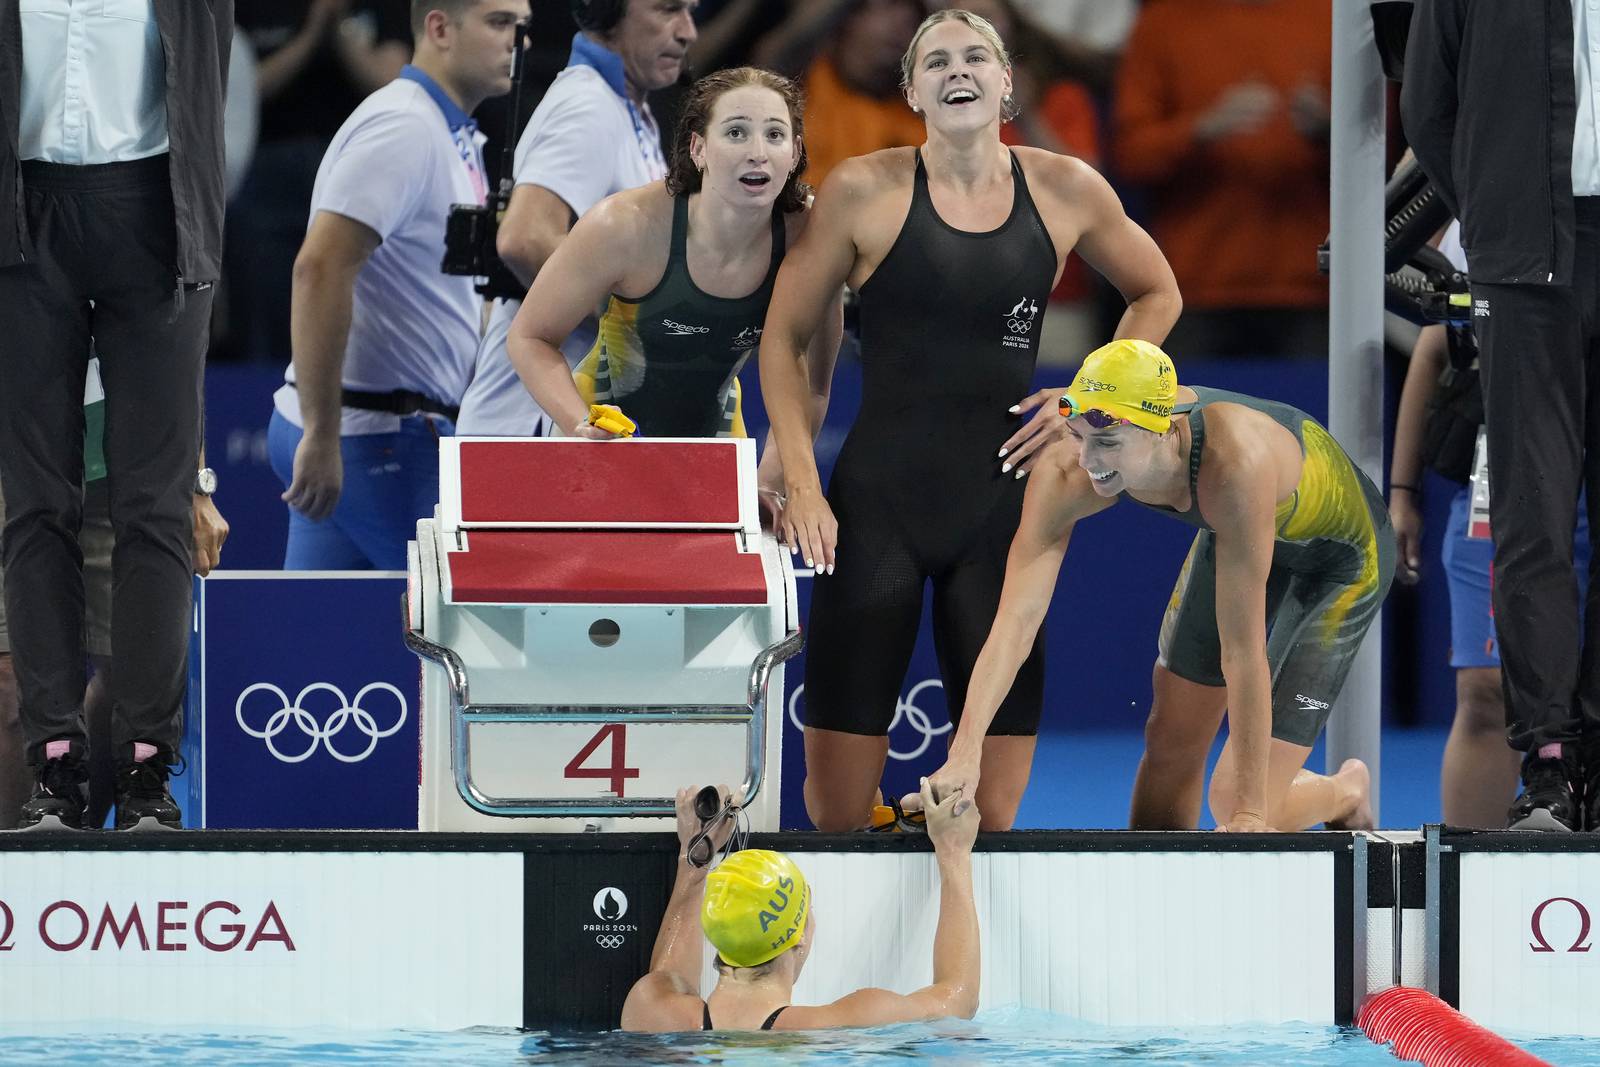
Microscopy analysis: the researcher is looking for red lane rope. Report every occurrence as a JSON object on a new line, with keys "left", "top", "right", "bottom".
{"left": 1357, "top": 987, "right": 1550, "bottom": 1066}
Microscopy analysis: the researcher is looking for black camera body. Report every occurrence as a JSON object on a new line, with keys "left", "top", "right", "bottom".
{"left": 444, "top": 194, "right": 527, "bottom": 302}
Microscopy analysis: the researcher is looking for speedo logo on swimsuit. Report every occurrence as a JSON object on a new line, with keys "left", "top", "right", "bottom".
{"left": 1294, "top": 693, "right": 1331, "bottom": 712}
{"left": 662, "top": 318, "right": 711, "bottom": 335}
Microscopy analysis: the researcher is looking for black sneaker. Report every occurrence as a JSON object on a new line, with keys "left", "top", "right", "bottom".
{"left": 114, "top": 757, "right": 182, "bottom": 830}
{"left": 18, "top": 742, "right": 89, "bottom": 830}
{"left": 1507, "top": 748, "right": 1581, "bottom": 831}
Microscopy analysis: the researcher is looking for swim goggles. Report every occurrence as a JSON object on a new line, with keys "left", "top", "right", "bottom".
{"left": 866, "top": 794, "right": 927, "bottom": 833}
{"left": 1058, "top": 394, "right": 1128, "bottom": 429}
{"left": 686, "top": 784, "right": 749, "bottom": 869}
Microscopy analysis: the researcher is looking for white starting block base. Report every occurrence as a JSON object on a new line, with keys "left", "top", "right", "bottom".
{"left": 409, "top": 438, "right": 799, "bottom": 832}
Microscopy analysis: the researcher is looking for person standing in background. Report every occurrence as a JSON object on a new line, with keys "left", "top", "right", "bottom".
{"left": 1114, "top": 0, "right": 1332, "bottom": 359}
{"left": 1404, "top": 0, "right": 1600, "bottom": 832}
{"left": 225, "top": 1, "right": 411, "bottom": 364}
{"left": 456, "top": 0, "right": 696, "bottom": 436}
{"left": 0, "top": 0, "right": 233, "bottom": 829}
{"left": 269, "top": 0, "right": 521, "bottom": 569}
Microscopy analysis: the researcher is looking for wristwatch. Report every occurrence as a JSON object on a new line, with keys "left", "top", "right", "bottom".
{"left": 194, "top": 468, "right": 218, "bottom": 497}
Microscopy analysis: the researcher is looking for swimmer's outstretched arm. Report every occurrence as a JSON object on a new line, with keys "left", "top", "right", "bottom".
{"left": 758, "top": 164, "right": 864, "bottom": 571}
{"left": 1197, "top": 429, "right": 1279, "bottom": 832}
{"left": 506, "top": 192, "right": 646, "bottom": 439}
{"left": 781, "top": 780, "right": 982, "bottom": 1029}
{"left": 928, "top": 448, "right": 1112, "bottom": 808}
{"left": 620, "top": 785, "right": 733, "bottom": 1032}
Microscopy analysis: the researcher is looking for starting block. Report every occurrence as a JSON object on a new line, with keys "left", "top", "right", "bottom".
{"left": 404, "top": 437, "right": 801, "bottom": 831}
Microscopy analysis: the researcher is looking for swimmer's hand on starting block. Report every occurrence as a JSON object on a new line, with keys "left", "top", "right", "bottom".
{"left": 571, "top": 404, "right": 636, "bottom": 439}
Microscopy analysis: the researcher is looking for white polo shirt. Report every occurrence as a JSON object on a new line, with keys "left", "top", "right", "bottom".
{"left": 274, "top": 69, "right": 488, "bottom": 435}
{"left": 456, "top": 34, "right": 667, "bottom": 437}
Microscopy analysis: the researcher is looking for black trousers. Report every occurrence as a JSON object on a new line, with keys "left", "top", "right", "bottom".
{"left": 1475, "top": 197, "right": 1600, "bottom": 754}
{"left": 0, "top": 156, "right": 210, "bottom": 766}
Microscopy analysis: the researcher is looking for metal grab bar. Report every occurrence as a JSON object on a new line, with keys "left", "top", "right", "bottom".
{"left": 403, "top": 593, "right": 803, "bottom": 818}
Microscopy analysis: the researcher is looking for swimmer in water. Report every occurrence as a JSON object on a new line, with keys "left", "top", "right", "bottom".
{"left": 621, "top": 777, "right": 981, "bottom": 1031}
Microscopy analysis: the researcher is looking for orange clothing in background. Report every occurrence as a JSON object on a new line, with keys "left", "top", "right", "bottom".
{"left": 801, "top": 56, "right": 927, "bottom": 188}
{"left": 1113, "top": 0, "right": 1331, "bottom": 310}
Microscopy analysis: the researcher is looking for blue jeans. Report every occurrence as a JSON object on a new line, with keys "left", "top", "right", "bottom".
{"left": 267, "top": 411, "right": 450, "bottom": 570}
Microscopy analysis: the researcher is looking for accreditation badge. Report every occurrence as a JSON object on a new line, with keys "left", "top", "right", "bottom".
{"left": 1468, "top": 426, "right": 1491, "bottom": 540}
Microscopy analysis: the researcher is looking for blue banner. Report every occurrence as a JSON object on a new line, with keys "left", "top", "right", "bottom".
{"left": 185, "top": 573, "right": 419, "bottom": 829}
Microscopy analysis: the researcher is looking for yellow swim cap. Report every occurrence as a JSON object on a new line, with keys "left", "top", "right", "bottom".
{"left": 1060, "top": 339, "right": 1179, "bottom": 434}
{"left": 701, "top": 849, "right": 810, "bottom": 968}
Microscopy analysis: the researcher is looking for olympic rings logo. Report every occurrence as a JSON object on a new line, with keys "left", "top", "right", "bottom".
{"left": 595, "top": 934, "right": 626, "bottom": 949}
{"left": 787, "top": 679, "right": 951, "bottom": 761}
{"left": 235, "top": 682, "right": 409, "bottom": 764}
{"left": 1006, "top": 316, "right": 1036, "bottom": 335}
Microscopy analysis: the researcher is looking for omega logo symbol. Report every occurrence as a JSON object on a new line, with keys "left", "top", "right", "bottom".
{"left": 1529, "top": 896, "right": 1593, "bottom": 953}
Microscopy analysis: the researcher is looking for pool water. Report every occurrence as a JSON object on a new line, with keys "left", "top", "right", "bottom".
{"left": 3, "top": 1009, "right": 1592, "bottom": 1065}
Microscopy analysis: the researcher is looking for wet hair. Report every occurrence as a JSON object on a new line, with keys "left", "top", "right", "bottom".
{"left": 665, "top": 67, "right": 811, "bottom": 216}
{"left": 712, "top": 953, "right": 781, "bottom": 977}
{"left": 899, "top": 8, "right": 1019, "bottom": 122}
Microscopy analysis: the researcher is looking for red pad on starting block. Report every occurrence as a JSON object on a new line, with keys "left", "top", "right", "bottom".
{"left": 447, "top": 530, "right": 767, "bottom": 604}
{"left": 454, "top": 440, "right": 742, "bottom": 526}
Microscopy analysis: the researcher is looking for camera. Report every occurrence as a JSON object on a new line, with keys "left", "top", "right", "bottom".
{"left": 441, "top": 19, "right": 533, "bottom": 303}
{"left": 444, "top": 194, "right": 526, "bottom": 302}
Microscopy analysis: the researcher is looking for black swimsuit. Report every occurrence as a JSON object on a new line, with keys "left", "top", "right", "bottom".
{"left": 803, "top": 149, "right": 1059, "bottom": 737}
{"left": 702, "top": 1001, "right": 788, "bottom": 1030}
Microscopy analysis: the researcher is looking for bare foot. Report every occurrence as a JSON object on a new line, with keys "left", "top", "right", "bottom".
{"left": 1325, "top": 758, "right": 1374, "bottom": 830}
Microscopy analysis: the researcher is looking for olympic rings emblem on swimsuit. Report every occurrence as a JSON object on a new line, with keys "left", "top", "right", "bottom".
{"left": 595, "top": 934, "right": 626, "bottom": 949}
{"left": 787, "top": 679, "right": 952, "bottom": 762}
{"left": 235, "top": 682, "right": 409, "bottom": 764}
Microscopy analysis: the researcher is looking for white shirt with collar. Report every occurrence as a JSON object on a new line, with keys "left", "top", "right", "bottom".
{"left": 272, "top": 76, "right": 488, "bottom": 436}
{"left": 18, "top": 0, "right": 169, "bottom": 165}
{"left": 1575, "top": 0, "right": 1600, "bottom": 195}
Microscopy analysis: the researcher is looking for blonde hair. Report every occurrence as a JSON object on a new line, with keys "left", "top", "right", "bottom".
{"left": 899, "top": 9, "right": 1018, "bottom": 121}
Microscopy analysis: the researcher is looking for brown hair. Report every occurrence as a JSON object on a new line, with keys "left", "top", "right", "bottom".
{"left": 666, "top": 67, "right": 810, "bottom": 215}
{"left": 899, "top": 8, "right": 1019, "bottom": 122}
